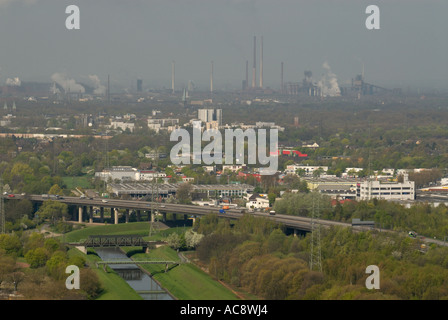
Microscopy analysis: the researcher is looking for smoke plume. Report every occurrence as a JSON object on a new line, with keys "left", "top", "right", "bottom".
{"left": 6, "top": 77, "right": 21, "bottom": 86}
{"left": 51, "top": 73, "right": 85, "bottom": 94}
{"left": 88, "top": 75, "right": 106, "bottom": 95}
{"left": 318, "top": 61, "right": 341, "bottom": 97}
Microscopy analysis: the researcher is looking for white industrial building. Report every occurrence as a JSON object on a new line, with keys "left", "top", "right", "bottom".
{"left": 356, "top": 174, "right": 415, "bottom": 201}
{"left": 285, "top": 164, "right": 328, "bottom": 176}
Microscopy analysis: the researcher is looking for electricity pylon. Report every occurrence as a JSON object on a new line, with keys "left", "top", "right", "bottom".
{"left": 0, "top": 178, "right": 5, "bottom": 234}
{"left": 309, "top": 175, "right": 322, "bottom": 272}
{"left": 149, "top": 146, "right": 160, "bottom": 238}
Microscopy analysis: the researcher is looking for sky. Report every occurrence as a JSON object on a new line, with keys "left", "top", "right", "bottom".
{"left": 0, "top": 0, "right": 447, "bottom": 92}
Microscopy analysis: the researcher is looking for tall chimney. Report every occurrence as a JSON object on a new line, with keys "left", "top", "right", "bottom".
{"left": 171, "top": 61, "right": 175, "bottom": 94}
{"left": 281, "top": 62, "right": 284, "bottom": 94}
{"left": 107, "top": 74, "right": 110, "bottom": 103}
{"left": 246, "top": 60, "right": 248, "bottom": 89}
{"left": 252, "top": 36, "right": 256, "bottom": 88}
{"left": 210, "top": 60, "right": 214, "bottom": 94}
{"left": 259, "top": 36, "right": 263, "bottom": 89}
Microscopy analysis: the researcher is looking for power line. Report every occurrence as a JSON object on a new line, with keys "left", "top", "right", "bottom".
{"left": 309, "top": 175, "right": 322, "bottom": 272}
{"left": 0, "top": 178, "right": 5, "bottom": 234}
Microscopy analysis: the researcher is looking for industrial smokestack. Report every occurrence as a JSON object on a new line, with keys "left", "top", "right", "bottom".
{"left": 172, "top": 61, "right": 175, "bottom": 94}
{"left": 252, "top": 36, "right": 256, "bottom": 88}
{"left": 210, "top": 60, "right": 214, "bottom": 94}
{"left": 246, "top": 60, "right": 248, "bottom": 89}
{"left": 259, "top": 36, "right": 263, "bottom": 89}
{"left": 281, "top": 62, "right": 284, "bottom": 94}
{"left": 107, "top": 74, "right": 110, "bottom": 103}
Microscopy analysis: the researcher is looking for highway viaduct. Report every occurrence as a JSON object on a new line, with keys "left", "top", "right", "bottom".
{"left": 5, "top": 193, "right": 358, "bottom": 235}
{"left": 7, "top": 193, "right": 448, "bottom": 247}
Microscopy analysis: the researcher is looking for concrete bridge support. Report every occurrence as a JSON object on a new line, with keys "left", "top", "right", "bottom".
{"left": 125, "top": 209, "right": 129, "bottom": 223}
{"left": 162, "top": 212, "right": 166, "bottom": 222}
{"left": 114, "top": 208, "right": 118, "bottom": 225}
{"left": 89, "top": 206, "right": 93, "bottom": 224}
{"left": 78, "top": 206, "right": 83, "bottom": 223}
{"left": 100, "top": 207, "right": 104, "bottom": 223}
{"left": 136, "top": 210, "right": 141, "bottom": 222}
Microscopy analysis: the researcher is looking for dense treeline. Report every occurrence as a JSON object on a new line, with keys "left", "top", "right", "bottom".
{"left": 273, "top": 192, "right": 448, "bottom": 240}
{"left": 193, "top": 213, "right": 448, "bottom": 300}
{"left": 0, "top": 232, "right": 101, "bottom": 299}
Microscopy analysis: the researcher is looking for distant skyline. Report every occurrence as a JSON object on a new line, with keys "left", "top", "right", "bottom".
{"left": 0, "top": 0, "right": 447, "bottom": 92}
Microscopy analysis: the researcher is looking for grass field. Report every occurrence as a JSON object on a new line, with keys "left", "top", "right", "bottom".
{"left": 130, "top": 246, "right": 239, "bottom": 300}
{"left": 63, "top": 222, "right": 241, "bottom": 300}
{"left": 63, "top": 222, "right": 188, "bottom": 243}
{"left": 62, "top": 176, "right": 94, "bottom": 190}
{"left": 67, "top": 247, "right": 142, "bottom": 300}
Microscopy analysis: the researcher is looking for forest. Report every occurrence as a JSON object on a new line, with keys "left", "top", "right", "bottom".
{"left": 0, "top": 232, "right": 101, "bottom": 299}
{"left": 192, "top": 213, "right": 448, "bottom": 300}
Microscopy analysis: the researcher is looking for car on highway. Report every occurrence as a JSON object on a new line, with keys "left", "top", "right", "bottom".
{"left": 269, "top": 210, "right": 276, "bottom": 215}
{"left": 7, "top": 194, "right": 15, "bottom": 198}
{"left": 79, "top": 195, "right": 86, "bottom": 199}
{"left": 160, "top": 205, "right": 166, "bottom": 208}
{"left": 102, "top": 199, "right": 108, "bottom": 203}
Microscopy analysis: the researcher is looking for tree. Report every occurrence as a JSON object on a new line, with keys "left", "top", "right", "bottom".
{"left": 25, "top": 247, "right": 48, "bottom": 268}
{"left": 166, "top": 233, "right": 182, "bottom": 250}
{"left": 38, "top": 200, "right": 68, "bottom": 224}
{"left": 8, "top": 270, "right": 25, "bottom": 292}
{"left": 5, "top": 199, "right": 33, "bottom": 223}
{"left": 45, "top": 251, "right": 67, "bottom": 279}
{"left": 0, "top": 251, "right": 15, "bottom": 287}
{"left": 176, "top": 183, "right": 193, "bottom": 204}
{"left": 268, "top": 193, "right": 277, "bottom": 207}
{"left": 185, "top": 230, "right": 204, "bottom": 249}
{"left": 48, "top": 184, "right": 64, "bottom": 196}
{"left": 80, "top": 268, "right": 102, "bottom": 299}
{"left": 0, "top": 234, "right": 22, "bottom": 256}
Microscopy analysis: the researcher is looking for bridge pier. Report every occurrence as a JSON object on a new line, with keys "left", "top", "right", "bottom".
{"left": 173, "top": 213, "right": 177, "bottom": 222}
{"left": 78, "top": 206, "right": 83, "bottom": 223}
{"left": 136, "top": 210, "right": 141, "bottom": 222}
{"left": 100, "top": 207, "right": 104, "bottom": 223}
{"left": 89, "top": 206, "right": 93, "bottom": 224}
{"left": 114, "top": 208, "right": 118, "bottom": 224}
{"left": 125, "top": 209, "right": 129, "bottom": 223}
{"left": 162, "top": 212, "right": 166, "bottom": 222}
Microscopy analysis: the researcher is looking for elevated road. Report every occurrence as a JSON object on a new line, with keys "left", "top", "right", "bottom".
{"left": 6, "top": 193, "right": 448, "bottom": 246}
{"left": 5, "top": 193, "right": 373, "bottom": 232}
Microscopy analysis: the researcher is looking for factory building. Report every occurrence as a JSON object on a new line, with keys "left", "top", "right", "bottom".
{"left": 356, "top": 174, "right": 415, "bottom": 201}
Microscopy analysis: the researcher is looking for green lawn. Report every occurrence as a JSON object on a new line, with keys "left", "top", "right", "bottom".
{"left": 63, "top": 222, "right": 189, "bottom": 243}
{"left": 63, "top": 222, "right": 152, "bottom": 243}
{"left": 62, "top": 176, "right": 94, "bottom": 190}
{"left": 68, "top": 247, "right": 142, "bottom": 300}
{"left": 63, "top": 223, "right": 239, "bottom": 300}
{"left": 131, "top": 246, "right": 239, "bottom": 300}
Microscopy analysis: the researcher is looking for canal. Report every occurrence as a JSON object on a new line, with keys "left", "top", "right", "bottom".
{"left": 95, "top": 247, "right": 173, "bottom": 300}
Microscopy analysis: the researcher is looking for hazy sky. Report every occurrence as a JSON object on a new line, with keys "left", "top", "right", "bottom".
{"left": 0, "top": 0, "right": 447, "bottom": 91}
